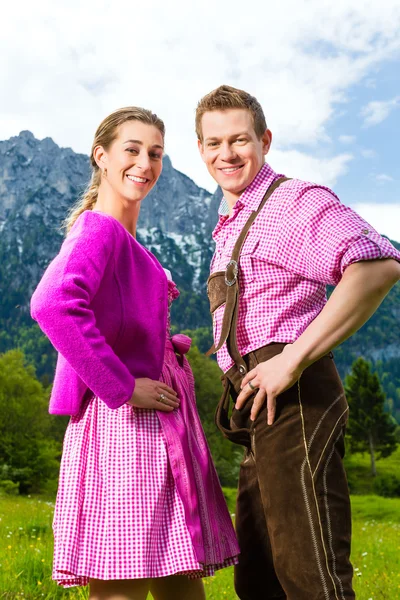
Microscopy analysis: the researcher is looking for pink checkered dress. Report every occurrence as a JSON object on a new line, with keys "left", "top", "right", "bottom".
{"left": 52, "top": 279, "right": 239, "bottom": 587}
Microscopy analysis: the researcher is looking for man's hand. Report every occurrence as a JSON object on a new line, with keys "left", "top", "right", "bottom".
{"left": 236, "top": 345, "right": 303, "bottom": 424}
{"left": 236, "top": 258, "right": 400, "bottom": 425}
{"left": 128, "top": 378, "right": 180, "bottom": 412}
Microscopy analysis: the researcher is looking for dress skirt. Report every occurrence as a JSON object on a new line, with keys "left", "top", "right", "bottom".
{"left": 52, "top": 341, "right": 239, "bottom": 587}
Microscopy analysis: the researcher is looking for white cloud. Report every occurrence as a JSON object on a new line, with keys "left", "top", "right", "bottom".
{"left": 354, "top": 203, "right": 400, "bottom": 243}
{"left": 0, "top": 0, "right": 400, "bottom": 192}
{"left": 339, "top": 135, "right": 356, "bottom": 144}
{"left": 361, "top": 149, "right": 377, "bottom": 159}
{"left": 361, "top": 96, "right": 400, "bottom": 127}
{"left": 375, "top": 173, "right": 394, "bottom": 183}
{"left": 269, "top": 149, "right": 353, "bottom": 187}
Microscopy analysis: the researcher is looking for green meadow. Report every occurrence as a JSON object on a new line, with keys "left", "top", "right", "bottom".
{"left": 1, "top": 489, "right": 399, "bottom": 599}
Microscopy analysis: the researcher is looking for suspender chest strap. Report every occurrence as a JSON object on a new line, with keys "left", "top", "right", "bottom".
{"left": 206, "top": 177, "right": 290, "bottom": 372}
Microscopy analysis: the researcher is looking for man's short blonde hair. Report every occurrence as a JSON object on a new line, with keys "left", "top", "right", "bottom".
{"left": 195, "top": 85, "right": 267, "bottom": 142}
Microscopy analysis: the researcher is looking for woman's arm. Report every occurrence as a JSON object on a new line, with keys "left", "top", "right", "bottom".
{"left": 31, "top": 212, "right": 136, "bottom": 409}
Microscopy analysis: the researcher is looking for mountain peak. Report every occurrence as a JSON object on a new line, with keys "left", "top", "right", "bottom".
{"left": 18, "top": 130, "right": 35, "bottom": 140}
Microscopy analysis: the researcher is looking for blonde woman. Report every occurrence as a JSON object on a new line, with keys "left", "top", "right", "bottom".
{"left": 31, "top": 107, "right": 239, "bottom": 600}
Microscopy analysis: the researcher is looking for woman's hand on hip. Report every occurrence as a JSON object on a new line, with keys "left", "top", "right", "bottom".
{"left": 127, "top": 378, "right": 180, "bottom": 412}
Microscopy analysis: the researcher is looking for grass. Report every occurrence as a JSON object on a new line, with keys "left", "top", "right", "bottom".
{"left": 0, "top": 494, "right": 399, "bottom": 599}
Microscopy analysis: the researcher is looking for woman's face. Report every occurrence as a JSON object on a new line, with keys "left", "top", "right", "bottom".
{"left": 99, "top": 120, "right": 164, "bottom": 204}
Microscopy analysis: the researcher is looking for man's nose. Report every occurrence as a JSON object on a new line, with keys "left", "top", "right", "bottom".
{"left": 219, "top": 142, "right": 237, "bottom": 161}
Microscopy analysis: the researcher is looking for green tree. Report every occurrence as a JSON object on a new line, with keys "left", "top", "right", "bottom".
{"left": 345, "top": 357, "right": 398, "bottom": 476}
{"left": 0, "top": 350, "right": 61, "bottom": 493}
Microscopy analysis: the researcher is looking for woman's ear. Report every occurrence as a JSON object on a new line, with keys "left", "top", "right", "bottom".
{"left": 93, "top": 145, "right": 108, "bottom": 170}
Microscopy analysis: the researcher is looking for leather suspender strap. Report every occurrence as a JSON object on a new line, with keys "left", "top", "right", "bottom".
{"left": 206, "top": 177, "right": 289, "bottom": 369}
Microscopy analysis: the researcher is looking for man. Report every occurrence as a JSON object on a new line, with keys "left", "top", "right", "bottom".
{"left": 195, "top": 85, "right": 400, "bottom": 600}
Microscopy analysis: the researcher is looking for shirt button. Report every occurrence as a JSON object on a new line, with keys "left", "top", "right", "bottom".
{"left": 362, "top": 228, "right": 369, "bottom": 235}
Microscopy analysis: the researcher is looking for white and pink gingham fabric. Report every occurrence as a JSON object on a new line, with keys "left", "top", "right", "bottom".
{"left": 52, "top": 281, "right": 239, "bottom": 587}
{"left": 212, "top": 163, "right": 400, "bottom": 373}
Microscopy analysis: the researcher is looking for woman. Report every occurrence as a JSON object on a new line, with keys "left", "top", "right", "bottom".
{"left": 31, "top": 107, "right": 239, "bottom": 600}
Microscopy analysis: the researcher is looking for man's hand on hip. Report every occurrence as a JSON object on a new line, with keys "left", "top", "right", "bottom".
{"left": 236, "top": 345, "right": 303, "bottom": 424}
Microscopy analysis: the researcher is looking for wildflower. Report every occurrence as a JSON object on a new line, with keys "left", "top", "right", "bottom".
{"left": 362, "top": 552, "right": 368, "bottom": 557}
{"left": 37, "top": 581, "right": 42, "bottom": 586}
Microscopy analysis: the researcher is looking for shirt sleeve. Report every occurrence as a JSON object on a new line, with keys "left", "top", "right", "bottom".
{"left": 30, "top": 212, "right": 135, "bottom": 409}
{"left": 276, "top": 185, "right": 400, "bottom": 286}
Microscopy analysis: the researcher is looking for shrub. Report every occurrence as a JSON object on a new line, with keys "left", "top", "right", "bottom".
{"left": 373, "top": 473, "right": 400, "bottom": 497}
{"left": 0, "top": 479, "right": 20, "bottom": 495}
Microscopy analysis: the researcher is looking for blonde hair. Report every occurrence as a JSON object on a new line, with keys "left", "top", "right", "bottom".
{"left": 64, "top": 107, "right": 165, "bottom": 233}
{"left": 195, "top": 84, "right": 267, "bottom": 142}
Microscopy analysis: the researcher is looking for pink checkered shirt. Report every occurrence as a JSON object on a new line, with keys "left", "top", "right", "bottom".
{"left": 211, "top": 163, "right": 400, "bottom": 373}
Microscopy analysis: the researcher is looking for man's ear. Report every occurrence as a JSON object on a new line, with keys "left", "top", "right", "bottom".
{"left": 197, "top": 138, "right": 206, "bottom": 162}
{"left": 262, "top": 129, "right": 272, "bottom": 156}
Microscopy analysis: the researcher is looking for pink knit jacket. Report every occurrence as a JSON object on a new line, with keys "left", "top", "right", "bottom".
{"left": 31, "top": 211, "right": 168, "bottom": 415}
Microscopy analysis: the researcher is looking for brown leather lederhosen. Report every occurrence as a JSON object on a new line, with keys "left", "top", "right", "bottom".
{"left": 206, "top": 178, "right": 355, "bottom": 600}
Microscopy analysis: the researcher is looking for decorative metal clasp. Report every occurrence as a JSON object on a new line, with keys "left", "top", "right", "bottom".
{"left": 225, "top": 259, "right": 238, "bottom": 286}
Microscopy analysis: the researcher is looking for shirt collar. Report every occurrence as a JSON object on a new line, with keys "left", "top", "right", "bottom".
{"left": 217, "top": 163, "right": 280, "bottom": 216}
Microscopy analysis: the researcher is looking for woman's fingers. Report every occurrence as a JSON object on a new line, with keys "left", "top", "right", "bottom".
{"left": 153, "top": 400, "right": 175, "bottom": 413}
{"left": 155, "top": 387, "right": 180, "bottom": 409}
{"left": 158, "top": 382, "right": 178, "bottom": 397}
{"left": 128, "top": 378, "right": 180, "bottom": 411}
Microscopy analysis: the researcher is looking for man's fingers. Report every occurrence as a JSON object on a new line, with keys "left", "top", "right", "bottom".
{"left": 241, "top": 368, "right": 257, "bottom": 389}
{"left": 267, "top": 395, "right": 277, "bottom": 425}
{"left": 250, "top": 389, "right": 266, "bottom": 421}
{"left": 235, "top": 380, "right": 257, "bottom": 409}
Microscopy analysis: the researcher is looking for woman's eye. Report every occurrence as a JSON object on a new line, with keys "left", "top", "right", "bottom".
{"left": 151, "top": 153, "right": 162, "bottom": 160}
{"left": 126, "top": 148, "right": 139, "bottom": 154}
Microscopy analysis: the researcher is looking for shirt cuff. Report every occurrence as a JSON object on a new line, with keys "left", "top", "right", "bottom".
{"left": 341, "top": 228, "right": 400, "bottom": 273}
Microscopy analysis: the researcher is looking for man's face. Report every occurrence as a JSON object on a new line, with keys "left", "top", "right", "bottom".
{"left": 198, "top": 109, "right": 272, "bottom": 207}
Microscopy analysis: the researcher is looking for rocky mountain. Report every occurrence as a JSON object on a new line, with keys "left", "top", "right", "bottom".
{"left": 1, "top": 132, "right": 400, "bottom": 419}
{"left": 0, "top": 130, "right": 220, "bottom": 331}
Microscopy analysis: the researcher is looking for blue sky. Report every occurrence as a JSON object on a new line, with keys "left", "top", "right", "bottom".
{"left": 329, "top": 59, "right": 398, "bottom": 206}
{"left": 0, "top": 0, "right": 399, "bottom": 240}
